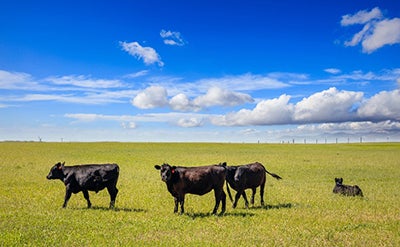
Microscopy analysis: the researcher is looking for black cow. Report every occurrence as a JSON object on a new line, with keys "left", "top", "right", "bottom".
{"left": 333, "top": 178, "right": 363, "bottom": 197}
{"left": 46, "top": 162, "right": 119, "bottom": 208}
{"left": 154, "top": 163, "right": 227, "bottom": 215}
{"left": 226, "top": 162, "right": 282, "bottom": 208}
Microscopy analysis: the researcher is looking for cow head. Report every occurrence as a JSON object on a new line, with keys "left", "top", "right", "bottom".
{"left": 335, "top": 177, "right": 343, "bottom": 185}
{"left": 225, "top": 166, "right": 238, "bottom": 181}
{"left": 154, "top": 163, "right": 177, "bottom": 182}
{"left": 46, "top": 162, "right": 65, "bottom": 180}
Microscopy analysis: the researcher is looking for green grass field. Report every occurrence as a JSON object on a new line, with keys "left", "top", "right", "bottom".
{"left": 0, "top": 142, "right": 399, "bottom": 246}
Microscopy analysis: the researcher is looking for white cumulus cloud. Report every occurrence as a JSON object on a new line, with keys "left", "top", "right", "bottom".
{"left": 193, "top": 87, "right": 254, "bottom": 108}
{"left": 132, "top": 86, "right": 253, "bottom": 111}
{"left": 211, "top": 94, "right": 293, "bottom": 126}
{"left": 131, "top": 86, "right": 168, "bottom": 109}
{"left": 211, "top": 88, "right": 366, "bottom": 126}
{"left": 293, "top": 87, "right": 364, "bottom": 123}
{"left": 341, "top": 7, "right": 383, "bottom": 26}
{"left": 361, "top": 18, "right": 400, "bottom": 53}
{"left": 341, "top": 7, "right": 400, "bottom": 53}
{"left": 357, "top": 89, "right": 400, "bottom": 121}
{"left": 169, "top": 93, "right": 200, "bottom": 112}
{"left": 120, "top": 41, "right": 164, "bottom": 66}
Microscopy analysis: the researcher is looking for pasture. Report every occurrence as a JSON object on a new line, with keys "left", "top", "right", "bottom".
{"left": 0, "top": 142, "right": 399, "bottom": 246}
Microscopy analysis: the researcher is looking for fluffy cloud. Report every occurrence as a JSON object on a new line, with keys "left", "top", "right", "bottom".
{"left": 132, "top": 86, "right": 253, "bottom": 111}
{"left": 193, "top": 87, "right": 254, "bottom": 108}
{"left": 169, "top": 93, "right": 200, "bottom": 111}
{"left": 293, "top": 87, "right": 364, "bottom": 123}
{"left": 361, "top": 18, "right": 400, "bottom": 53}
{"left": 211, "top": 94, "right": 293, "bottom": 126}
{"left": 315, "top": 121, "right": 400, "bottom": 134}
{"left": 131, "top": 86, "right": 168, "bottom": 109}
{"left": 160, "top": 29, "right": 186, "bottom": 46}
{"left": 341, "top": 7, "right": 383, "bottom": 26}
{"left": 341, "top": 7, "right": 400, "bottom": 53}
{"left": 357, "top": 89, "right": 400, "bottom": 121}
{"left": 211, "top": 87, "right": 400, "bottom": 127}
{"left": 211, "top": 88, "right": 366, "bottom": 126}
{"left": 177, "top": 118, "right": 204, "bottom": 127}
{"left": 120, "top": 41, "right": 164, "bottom": 66}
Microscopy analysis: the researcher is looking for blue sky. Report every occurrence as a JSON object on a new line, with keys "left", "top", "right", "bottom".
{"left": 1, "top": 0, "right": 400, "bottom": 142}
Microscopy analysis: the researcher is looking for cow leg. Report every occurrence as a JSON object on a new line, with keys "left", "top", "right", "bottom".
{"left": 260, "top": 182, "right": 265, "bottom": 206}
{"left": 213, "top": 188, "right": 227, "bottom": 215}
{"left": 212, "top": 189, "right": 222, "bottom": 215}
{"left": 242, "top": 191, "right": 250, "bottom": 208}
{"left": 179, "top": 195, "right": 185, "bottom": 215}
{"left": 63, "top": 189, "right": 72, "bottom": 208}
{"left": 82, "top": 190, "right": 92, "bottom": 208}
{"left": 220, "top": 190, "right": 226, "bottom": 214}
{"left": 232, "top": 190, "right": 243, "bottom": 208}
{"left": 107, "top": 186, "right": 118, "bottom": 208}
{"left": 173, "top": 197, "right": 179, "bottom": 213}
{"left": 250, "top": 188, "right": 256, "bottom": 205}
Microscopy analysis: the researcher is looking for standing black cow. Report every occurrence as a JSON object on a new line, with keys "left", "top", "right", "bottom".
{"left": 225, "top": 162, "right": 282, "bottom": 208}
{"left": 333, "top": 178, "right": 363, "bottom": 197}
{"left": 154, "top": 163, "right": 227, "bottom": 215}
{"left": 46, "top": 162, "right": 119, "bottom": 208}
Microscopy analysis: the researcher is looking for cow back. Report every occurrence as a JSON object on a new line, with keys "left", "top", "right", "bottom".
{"left": 64, "top": 164, "right": 119, "bottom": 192}
{"left": 238, "top": 163, "right": 266, "bottom": 188}
{"left": 175, "top": 165, "right": 226, "bottom": 195}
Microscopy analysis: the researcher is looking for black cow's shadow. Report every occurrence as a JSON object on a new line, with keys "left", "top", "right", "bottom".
{"left": 252, "top": 202, "right": 294, "bottom": 210}
{"left": 79, "top": 206, "right": 147, "bottom": 213}
{"left": 185, "top": 211, "right": 255, "bottom": 219}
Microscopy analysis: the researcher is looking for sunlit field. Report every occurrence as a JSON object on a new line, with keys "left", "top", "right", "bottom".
{"left": 0, "top": 142, "right": 399, "bottom": 246}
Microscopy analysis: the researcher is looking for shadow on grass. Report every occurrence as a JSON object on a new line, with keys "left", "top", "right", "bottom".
{"left": 252, "top": 202, "right": 294, "bottom": 210}
{"left": 78, "top": 206, "right": 147, "bottom": 213}
{"left": 185, "top": 211, "right": 255, "bottom": 219}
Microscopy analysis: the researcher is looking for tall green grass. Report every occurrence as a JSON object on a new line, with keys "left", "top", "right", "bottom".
{"left": 0, "top": 142, "right": 399, "bottom": 246}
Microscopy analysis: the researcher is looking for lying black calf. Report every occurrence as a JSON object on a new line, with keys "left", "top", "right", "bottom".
{"left": 333, "top": 178, "right": 363, "bottom": 197}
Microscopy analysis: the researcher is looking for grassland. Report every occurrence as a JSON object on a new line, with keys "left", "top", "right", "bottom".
{"left": 0, "top": 142, "right": 399, "bottom": 246}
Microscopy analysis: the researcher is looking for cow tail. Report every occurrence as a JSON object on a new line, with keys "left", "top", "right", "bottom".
{"left": 226, "top": 180, "right": 234, "bottom": 202}
{"left": 265, "top": 168, "right": 282, "bottom": 180}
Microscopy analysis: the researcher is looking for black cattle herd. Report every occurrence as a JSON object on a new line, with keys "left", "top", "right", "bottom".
{"left": 46, "top": 161, "right": 363, "bottom": 214}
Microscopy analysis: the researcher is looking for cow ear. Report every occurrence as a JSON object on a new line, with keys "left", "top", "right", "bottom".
{"left": 154, "top": 165, "right": 161, "bottom": 170}
{"left": 171, "top": 166, "right": 177, "bottom": 174}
